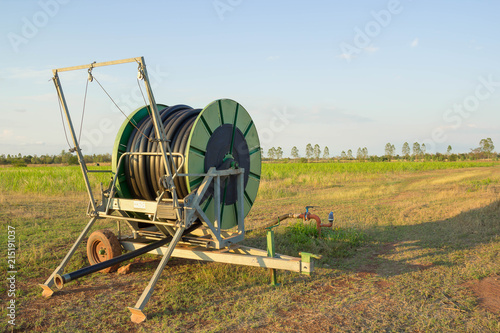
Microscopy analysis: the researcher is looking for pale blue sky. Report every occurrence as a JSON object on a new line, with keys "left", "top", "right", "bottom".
{"left": 1, "top": 0, "right": 499, "bottom": 157}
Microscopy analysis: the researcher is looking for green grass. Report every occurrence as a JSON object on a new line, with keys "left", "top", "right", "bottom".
{"left": 0, "top": 165, "right": 111, "bottom": 194}
{"left": 259, "top": 160, "right": 498, "bottom": 198}
{"left": 262, "top": 160, "right": 497, "bottom": 180}
{"left": 282, "top": 221, "right": 367, "bottom": 257}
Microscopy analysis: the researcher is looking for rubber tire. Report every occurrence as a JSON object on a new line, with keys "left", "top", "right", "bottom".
{"left": 87, "top": 229, "right": 122, "bottom": 273}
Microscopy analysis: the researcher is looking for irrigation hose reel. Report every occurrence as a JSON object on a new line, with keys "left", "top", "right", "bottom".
{"left": 112, "top": 100, "right": 261, "bottom": 229}
{"left": 39, "top": 57, "right": 318, "bottom": 324}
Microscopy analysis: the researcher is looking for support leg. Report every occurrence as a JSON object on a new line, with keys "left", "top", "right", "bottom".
{"left": 128, "top": 226, "right": 185, "bottom": 323}
{"left": 267, "top": 229, "right": 279, "bottom": 286}
{"left": 39, "top": 216, "right": 98, "bottom": 297}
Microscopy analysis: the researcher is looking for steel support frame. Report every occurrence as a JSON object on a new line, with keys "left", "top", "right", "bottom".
{"left": 38, "top": 216, "right": 98, "bottom": 296}
{"left": 99, "top": 164, "right": 246, "bottom": 248}
{"left": 120, "top": 241, "right": 312, "bottom": 274}
{"left": 52, "top": 72, "right": 97, "bottom": 211}
{"left": 41, "top": 57, "right": 319, "bottom": 325}
{"left": 41, "top": 57, "right": 187, "bottom": 300}
{"left": 51, "top": 56, "right": 180, "bottom": 219}
{"left": 127, "top": 225, "right": 186, "bottom": 323}
{"left": 40, "top": 166, "right": 247, "bottom": 321}
{"left": 98, "top": 167, "right": 246, "bottom": 321}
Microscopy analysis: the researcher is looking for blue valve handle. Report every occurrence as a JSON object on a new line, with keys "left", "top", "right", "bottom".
{"left": 305, "top": 205, "right": 316, "bottom": 216}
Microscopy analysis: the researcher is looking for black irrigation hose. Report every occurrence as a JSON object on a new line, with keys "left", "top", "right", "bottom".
{"left": 55, "top": 236, "right": 171, "bottom": 288}
{"left": 54, "top": 221, "right": 202, "bottom": 288}
{"left": 125, "top": 105, "right": 202, "bottom": 200}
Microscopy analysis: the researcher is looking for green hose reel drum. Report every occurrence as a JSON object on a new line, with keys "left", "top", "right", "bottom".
{"left": 112, "top": 99, "right": 261, "bottom": 229}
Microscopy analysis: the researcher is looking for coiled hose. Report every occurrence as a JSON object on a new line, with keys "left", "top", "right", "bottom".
{"left": 125, "top": 105, "right": 201, "bottom": 200}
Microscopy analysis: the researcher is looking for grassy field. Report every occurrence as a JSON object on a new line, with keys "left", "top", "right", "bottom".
{"left": 1, "top": 161, "right": 500, "bottom": 332}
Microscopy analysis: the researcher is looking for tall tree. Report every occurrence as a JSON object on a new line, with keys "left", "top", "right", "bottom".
{"left": 362, "top": 147, "right": 368, "bottom": 159}
{"left": 323, "top": 146, "right": 330, "bottom": 159}
{"left": 347, "top": 149, "right": 353, "bottom": 160}
{"left": 356, "top": 147, "right": 363, "bottom": 160}
{"left": 421, "top": 143, "right": 426, "bottom": 155}
{"left": 412, "top": 142, "right": 421, "bottom": 157}
{"left": 480, "top": 138, "right": 495, "bottom": 157}
{"left": 385, "top": 143, "right": 395, "bottom": 158}
{"left": 305, "top": 143, "right": 313, "bottom": 159}
{"left": 340, "top": 151, "right": 347, "bottom": 159}
{"left": 313, "top": 144, "right": 321, "bottom": 159}
{"left": 291, "top": 146, "right": 299, "bottom": 159}
{"left": 267, "top": 147, "right": 276, "bottom": 159}
{"left": 276, "top": 147, "right": 283, "bottom": 159}
{"left": 402, "top": 142, "right": 410, "bottom": 159}
{"left": 260, "top": 147, "right": 264, "bottom": 157}
{"left": 446, "top": 145, "right": 452, "bottom": 155}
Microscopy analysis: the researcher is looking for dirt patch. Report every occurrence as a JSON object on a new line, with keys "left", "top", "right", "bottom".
{"left": 357, "top": 242, "right": 396, "bottom": 274}
{"left": 374, "top": 279, "right": 392, "bottom": 291}
{"left": 467, "top": 276, "right": 500, "bottom": 314}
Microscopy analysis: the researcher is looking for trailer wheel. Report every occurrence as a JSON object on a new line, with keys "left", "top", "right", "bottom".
{"left": 87, "top": 229, "right": 122, "bottom": 273}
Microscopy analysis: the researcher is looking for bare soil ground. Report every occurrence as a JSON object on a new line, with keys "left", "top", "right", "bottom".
{"left": 467, "top": 276, "right": 500, "bottom": 314}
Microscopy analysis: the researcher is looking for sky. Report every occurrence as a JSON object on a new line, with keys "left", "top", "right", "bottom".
{"left": 0, "top": 0, "right": 499, "bottom": 157}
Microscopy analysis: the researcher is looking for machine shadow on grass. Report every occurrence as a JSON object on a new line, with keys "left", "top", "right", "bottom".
{"left": 244, "top": 199, "right": 500, "bottom": 280}
{"left": 341, "top": 199, "right": 500, "bottom": 278}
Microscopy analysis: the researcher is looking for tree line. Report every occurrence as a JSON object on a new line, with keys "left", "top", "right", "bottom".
{"left": 264, "top": 138, "right": 497, "bottom": 161}
{"left": 0, "top": 151, "right": 112, "bottom": 167}
{"left": 1, "top": 138, "right": 496, "bottom": 166}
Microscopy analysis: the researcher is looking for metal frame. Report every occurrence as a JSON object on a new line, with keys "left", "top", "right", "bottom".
{"left": 39, "top": 57, "right": 318, "bottom": 324}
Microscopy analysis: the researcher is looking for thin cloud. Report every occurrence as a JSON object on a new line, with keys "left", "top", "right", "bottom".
{"left": 364, "top": 45, "right": 379, "bottom": 53}
{"left": 410, "top": 38, "right": 419, "bottom": 47}
{"left": 310, "top": 107, "right": 373, "bottom": 124}
{"left": 337, "top": 53, "right": 356, "bottom": 60}
{"left": 465, "top": 123, "right": 500, "bottom": 131}
{"left": 21, "top": 93, "right": 56, "bottom": 103}
{"left": 1, "top": 67, "right": 119, "bottom": 83}
{"left": 0, "top": 129, "right": 14, "bottom": 139}
{"left": 468, "top": 39, "right": 483, "bottom": 50}
{"left": 266, "top": 55, "right": 280, "bottom": 62}
{"left": 1, "top": 67, "right": 50, "bottom": 80}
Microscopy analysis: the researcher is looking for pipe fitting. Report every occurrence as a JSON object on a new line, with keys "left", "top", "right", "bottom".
{"left": 298, "top": 212, "right": 333, "bottom": 237}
